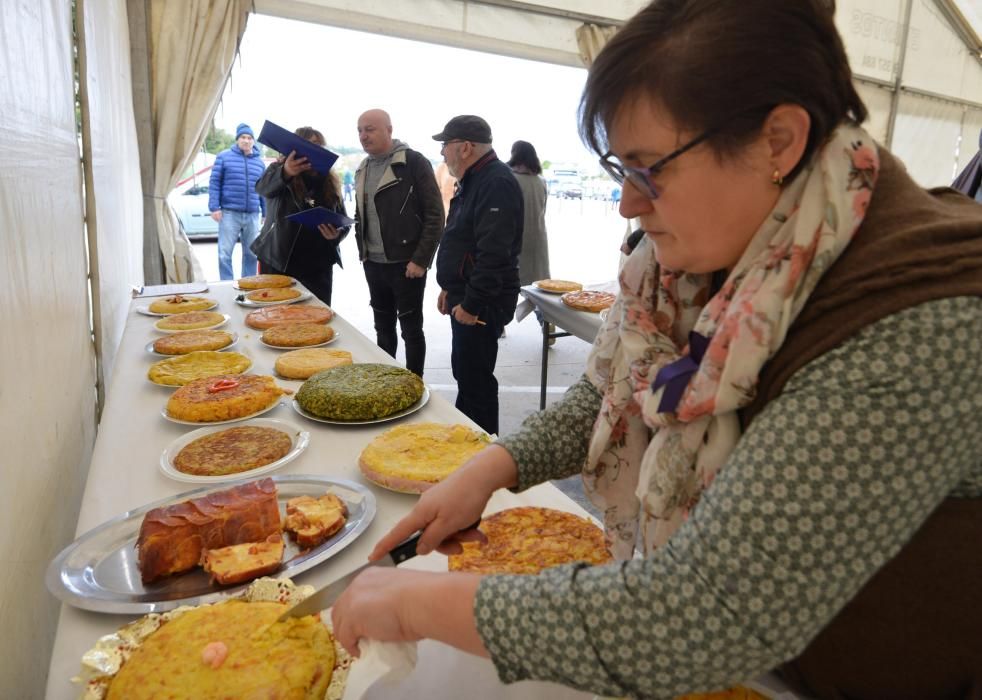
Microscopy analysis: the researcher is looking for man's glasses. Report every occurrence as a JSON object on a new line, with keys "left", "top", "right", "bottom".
{"left": 600, "top": 128, "right": 716, "bottom": 200}
{"left": 440, "top": 139, "right": 467, "bottom": 152}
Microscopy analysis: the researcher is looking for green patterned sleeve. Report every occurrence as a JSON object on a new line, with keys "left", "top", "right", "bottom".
{"left": 496, "top": 376, "right": 602, "bottom": 491}
{"left": 474, "top": 297, "right": 982, "bottom": 697}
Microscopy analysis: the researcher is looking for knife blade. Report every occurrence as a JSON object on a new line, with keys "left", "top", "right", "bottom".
{"left": 277, "top": 520, "right": 480, "bottom": 621}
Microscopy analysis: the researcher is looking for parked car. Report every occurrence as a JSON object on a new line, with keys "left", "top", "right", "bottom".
{"left": 170, "top": 184, "right": 218, "bottom": 239}
{"left": 557, "top": 183, "right": 583, "bottom": 200}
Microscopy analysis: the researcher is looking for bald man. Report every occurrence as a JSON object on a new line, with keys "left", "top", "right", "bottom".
{"left": 354, "top": 109, "right": 445, "bottom": 377}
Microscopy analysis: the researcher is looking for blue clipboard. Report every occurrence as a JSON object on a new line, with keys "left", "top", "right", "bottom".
{"left": 257, "top": 120, "right": 339, "bottom": 175}
{"left": 286, "top": 207, "right": 355, "bottom": 229}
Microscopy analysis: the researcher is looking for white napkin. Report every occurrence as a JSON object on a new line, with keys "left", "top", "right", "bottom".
{"left": 341, "top": 639, "right": 418, "bottom": 700}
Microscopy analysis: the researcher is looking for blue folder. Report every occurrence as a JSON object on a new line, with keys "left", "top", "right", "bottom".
{"left": 286, "top": 206, "right": 355, "bottom": 230}
{"left": 257, "top": 120, "right": 339, "bottom": 175}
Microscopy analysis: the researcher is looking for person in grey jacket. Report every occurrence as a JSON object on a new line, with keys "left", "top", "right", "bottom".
{"left": 355, "top": 109, "right": 444, "bottom": 377}
{"left": 508, "top": 140, "right": 550, "bottom": 285}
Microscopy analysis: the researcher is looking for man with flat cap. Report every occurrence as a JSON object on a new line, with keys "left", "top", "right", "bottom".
{"left": 433, "top": 115, "right": 523, "bottom": 435}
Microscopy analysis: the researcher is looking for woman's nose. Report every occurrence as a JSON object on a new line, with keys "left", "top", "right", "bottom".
{"left": 619, "top": 180, "right": 654, "bottom": 219}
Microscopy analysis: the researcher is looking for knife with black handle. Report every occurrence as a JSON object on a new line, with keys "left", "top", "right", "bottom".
{"left": 277, "top": 520, "right": 480, "bottom": 621}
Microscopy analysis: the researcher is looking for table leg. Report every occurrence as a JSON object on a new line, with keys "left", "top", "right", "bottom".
{"left": 540, "top": 317, "right": 549, "bottom": 410}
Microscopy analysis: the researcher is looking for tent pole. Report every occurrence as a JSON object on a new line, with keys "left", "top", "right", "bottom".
{"left": 884, "top": 0, "right": 914, "bottom": 150}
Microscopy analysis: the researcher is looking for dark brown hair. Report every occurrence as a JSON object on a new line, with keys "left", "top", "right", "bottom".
{"left": 288, "top": 126, "right": 341, "bottom": 205}
{"left": 579, "top": 0, "right": 866, "bottom": 181}
{"left": 507, "top": 140, "right": 543, "bottom": 175}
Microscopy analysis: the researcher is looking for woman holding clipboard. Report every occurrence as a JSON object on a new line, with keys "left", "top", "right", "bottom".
{"left": 252, "top": 126, "right": 351, "bottom": 305}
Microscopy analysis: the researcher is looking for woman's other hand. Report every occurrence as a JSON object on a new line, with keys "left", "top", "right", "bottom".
{"left": 437, "top": 289, "right": 449, "bottom": 315}
{"left": 283, "top": 150, "right": 312, "bottom": 178}
{"left": 369, "top": 444, "right": 519, "bottom": 560}
{"left": 330, "top": 569, "right": 487, "bottom": 658}
{"left": 317, "top": 223, "right": 340, "bottom": 240}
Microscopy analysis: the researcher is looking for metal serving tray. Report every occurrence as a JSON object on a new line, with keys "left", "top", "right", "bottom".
{"left": 45, "top": 475, "right": 375, "bottom": 614}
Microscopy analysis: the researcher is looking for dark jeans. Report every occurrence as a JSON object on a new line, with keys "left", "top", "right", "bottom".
{"left": 263, "top": 261, "right": 334, "bottom": 307}
{"left": 364, "top": 261, "right": 427, "bottom": 377}
{"left": 449, "top": 303, "right": 510, "bottom": 435}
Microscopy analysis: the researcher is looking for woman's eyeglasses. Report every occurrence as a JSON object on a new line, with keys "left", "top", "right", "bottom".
{"left": 599, "top": 128, "right": 716, "bottom": 200}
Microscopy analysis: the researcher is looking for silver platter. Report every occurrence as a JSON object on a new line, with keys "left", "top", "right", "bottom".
{"left": 45, "top": 475, "right": 376, "bottom": 614}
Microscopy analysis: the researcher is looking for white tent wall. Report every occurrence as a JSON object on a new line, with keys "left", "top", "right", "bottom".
{"left": 892, "top": 93, "right": 969, "bottom": 183}
{"left": 853, "top": 82, "right": 894, "bottom": 143}
{"left": 904, "top": 0, "right": 982, "bottom": 102}
{"left": 838, "top": 0, "right": 982, "bottom": 186}
{"left": 78, "top": 0, "right": 144, "bottom": 404}
{"left": 0, "top": 1, "right": 97, "bottom": 696}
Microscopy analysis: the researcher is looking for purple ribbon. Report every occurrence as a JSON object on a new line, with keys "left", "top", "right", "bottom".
{"left": 651, "top": 331, "right": 710, "bottom": 413}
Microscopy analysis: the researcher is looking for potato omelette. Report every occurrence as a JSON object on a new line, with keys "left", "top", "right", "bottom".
{"left": 148, "top": 351, "right": 251, "bottom": 387}
{"left": 173, "top": 426, "right": 293, "bottom": 476}
{"left": 359, "top": 423, "right": 489, "bottom": 493}
{"left": 449, "top": 507, "right": 612, "bottom": 575}
{"left": 106, "top": 600, "right": 334, "bottom": 700}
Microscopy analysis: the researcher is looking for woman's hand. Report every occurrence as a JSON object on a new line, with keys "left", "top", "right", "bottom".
{"left": 437, "top": 289, "right": 449, "bottom": 315}
{"left": 283, "top": 150, "right": 311, "bottom": 178}
{"left": 330, "top": 568, "right": 487, "bottom": 658}
{"left": 369, "top": 444, "right": 519, "bottom": 560}
{"left": 317, "top": 223, "right": 340, "bottom": 240}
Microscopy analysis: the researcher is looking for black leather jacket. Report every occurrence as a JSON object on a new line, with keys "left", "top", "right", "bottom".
{"left": 354, "top": 146, "right": 444, "bottom": 267}
{"left": 251, "top": 162, "right": 350, "bottom": 272}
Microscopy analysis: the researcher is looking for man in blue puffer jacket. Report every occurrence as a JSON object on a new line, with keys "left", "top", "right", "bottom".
{"left": 209, "top": 123, "right": 267, "bottom": 279}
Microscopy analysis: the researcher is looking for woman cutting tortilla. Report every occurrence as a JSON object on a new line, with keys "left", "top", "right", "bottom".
{"left": 332, "top": 1, "right": 982, "bottom": 697}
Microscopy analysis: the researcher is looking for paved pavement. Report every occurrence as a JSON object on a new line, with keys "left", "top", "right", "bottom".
{"left": 193, "top": 195, "right": 628, "bottom": 516}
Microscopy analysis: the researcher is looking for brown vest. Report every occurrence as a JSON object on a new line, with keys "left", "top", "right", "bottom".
{"left": 741, "top": 150, "right": 982, "bottom": 699}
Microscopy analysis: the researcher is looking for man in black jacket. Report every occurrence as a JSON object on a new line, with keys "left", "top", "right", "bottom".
{"left": 355, "top": 109, "right": 445, "bottom": 377}
{"left": 433, "top": 115, "right": 523, "bottom": 435}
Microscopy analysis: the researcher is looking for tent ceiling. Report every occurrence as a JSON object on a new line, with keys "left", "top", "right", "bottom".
{"left": 254, "top": 0, "right": 646, "bottom": 67}
{"left": 256, "top": 0, "right": 982, "bottom": 70}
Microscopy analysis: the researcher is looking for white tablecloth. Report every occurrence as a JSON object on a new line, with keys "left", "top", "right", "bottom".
{"left": 43, "top": 282, "right": 595, "bottom": 699}
{"left": 516, "top": 284, "right": 614, "bottom": 344}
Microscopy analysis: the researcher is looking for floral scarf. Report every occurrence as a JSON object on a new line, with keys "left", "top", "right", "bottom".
{"left": 584, "top": 124, "right": 880, "bottom": 560}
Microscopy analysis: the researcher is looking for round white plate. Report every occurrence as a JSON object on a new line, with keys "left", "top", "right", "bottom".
{"left": 159, "top": 418, "right": 310, "bottom": 484}
{"left": 147, "top": 361, "right": 252, "bottom": 390}
{"left": 161, "top": 397, "right": 284, "bottom": 426}
{"left": 144, "top": 332, "right": 239, "bottom": 357}
{"left": 532, "top": 281, "right": 580, "bottom": 294}
{"left": 153, "top": 314, "right": 230, "bottom": 334}
{"left": 136, "top": 299, "right": 219, "bottom": 317}
{"left": 291, "top": 386, "right": 430, "bottom": 426}
{"left": 234, "top": 290, "right": 312, "bottom": 308}
{"left": 259, "top": 331, "right": 341, "bottom": 350}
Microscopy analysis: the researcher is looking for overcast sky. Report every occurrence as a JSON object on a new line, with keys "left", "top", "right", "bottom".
{"left": 213, "top": 14, "right": 599, "bottom": 171}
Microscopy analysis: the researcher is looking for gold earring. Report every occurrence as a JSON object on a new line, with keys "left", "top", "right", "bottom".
{"left": 771, "top": 169, "right": 784, "bottom": 186}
